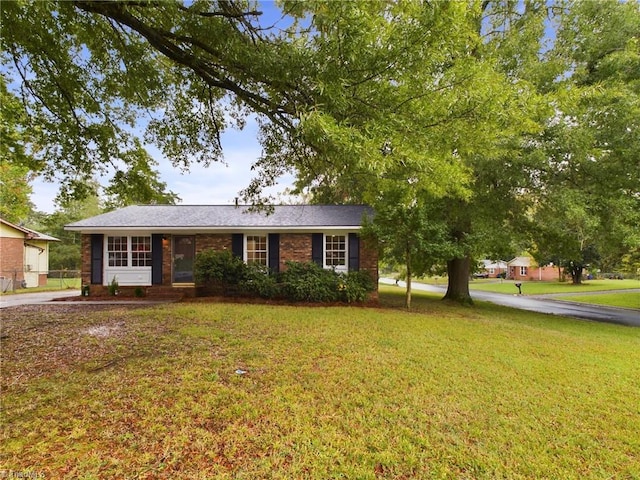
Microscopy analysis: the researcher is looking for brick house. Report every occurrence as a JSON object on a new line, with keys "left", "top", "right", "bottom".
{"left": 0, "top": 218, "right": 59, "bottom": 290}
{"left": 65, "top": 205, "right": 378, "bottom": 296}
{"left": 507, "top": 256, "right": 557, "bottom": 281}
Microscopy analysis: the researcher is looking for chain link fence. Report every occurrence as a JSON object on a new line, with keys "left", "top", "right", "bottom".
{"left": 0, "top": 270, "right": 81, "bottom": 293}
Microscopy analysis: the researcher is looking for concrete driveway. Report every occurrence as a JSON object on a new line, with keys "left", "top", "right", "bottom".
{"left": 380, "top": 279, "right": 640, "bottom": 327}
{"left": 0, "top": 290, "right": 173, "bottom": 309}
{"left": 0, "top": 290, "right": 81, "bottom": 309}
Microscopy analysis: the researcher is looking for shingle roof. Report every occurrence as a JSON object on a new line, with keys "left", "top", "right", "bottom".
{"left": 1, "top": 218, "right": 59, "bottom": 241}
{"left": 65, "top": 205, "right": 373, "bottom": 231}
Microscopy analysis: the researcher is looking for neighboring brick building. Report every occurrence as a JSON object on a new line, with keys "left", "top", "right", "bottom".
{"left": 67, "top": 205, "right": 378, "bottom": 296}
{"left": 0, "top": 218, "right": 59, "bottom": 290}
{"left": 507, "top": 256, "right": 557, "bottom": 281}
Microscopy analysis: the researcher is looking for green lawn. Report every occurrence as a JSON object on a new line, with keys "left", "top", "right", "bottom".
{"left": 2, "top": 288, "right": 639, "bottom": 479}
{"left": 468, "top": 278, "right": 640, "bottom": 295}
{"left": 554, "top": 292, "right": 640, "bottom": 310}
{"left": 0, "top": 277, "right": 81, "bottom": 295}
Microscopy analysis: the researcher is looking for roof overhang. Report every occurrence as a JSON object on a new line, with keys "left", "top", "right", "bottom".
{"left": 65, "top": 225, "right": 363, "bottom": 234}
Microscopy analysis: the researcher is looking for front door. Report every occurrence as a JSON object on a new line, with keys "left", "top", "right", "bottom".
{"left": 173, "top": 236, "right": 195, "bottom": 284}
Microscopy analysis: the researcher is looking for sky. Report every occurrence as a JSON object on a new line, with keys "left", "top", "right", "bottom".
{"left": 30, "top": 115, "right": 296, "bottom": 213}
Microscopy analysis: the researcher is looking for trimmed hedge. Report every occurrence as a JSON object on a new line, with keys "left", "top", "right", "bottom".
{"left": 194, "top": 249, "right": 375, "bottom": 303}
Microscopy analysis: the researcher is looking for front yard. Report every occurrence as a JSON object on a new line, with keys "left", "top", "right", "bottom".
{"left": 2, "top": 288, "right": 639, "bottom": 479}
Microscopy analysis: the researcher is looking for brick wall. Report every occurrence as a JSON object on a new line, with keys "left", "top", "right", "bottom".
{"left": 359, "top": 236, "right": 379, "bottom": 285}
{"left": 162, "top": 235, "right": 172, "bottom": 285}
{"left": 79, "top": 232, "right": 379, "bottom": 291}
{"left": 81, "top": 234, "right": 92, "bottom": 286}
{"left": 279, "top": 233, "right": 312, "bottom": 270}
{"left": 196, "top": 234, "right": 232, "bottom": 254}
{"left": 0, "top": 237, "right": 25, "bottom": 284}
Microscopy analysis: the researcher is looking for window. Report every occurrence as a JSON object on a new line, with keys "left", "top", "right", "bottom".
{"left": 108, "top": 236, "right": 128, "bottom": 267}
{"left": 246, "top": 235, "right": 267, "bottom": 266}
{"left": 489, "top": 268, "right": 495, "bottom": 274}
{"left": 520, "top": 266, "right": 528, "bottom": 276}
{"left": 107, "top": 236, "right": 152, "bottom": 267}
{"left": 325, "top": 235, "right": 346, "bottom": 269}
{"left": 132, "top": 236, "right": 152, "bottom": 267}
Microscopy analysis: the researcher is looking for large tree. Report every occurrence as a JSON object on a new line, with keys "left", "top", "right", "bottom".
{"left": 290, "top": 1, "right": 551, "bottom": 304}
{"left": 530, "top": 0, "right": 640, "bottom": 283}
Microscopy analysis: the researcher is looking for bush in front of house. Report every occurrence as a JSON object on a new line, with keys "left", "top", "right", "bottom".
{"left": 338, "top": 270, "right": 376, "bottom": 303}
{"left": 194, "top": 249, "right": 375, "bottom": 303}
{"left": 238, "top": 263, "right": 281, "bottom": 299}
{"left": 278, "top": 261, "right": 341, "bottom": 302}
{"left": 194, "top": 249, "right": 246, "bottom": 294}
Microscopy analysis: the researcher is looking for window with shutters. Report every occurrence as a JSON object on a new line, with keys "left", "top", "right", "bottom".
{"left": 325, "top": 234, "right": 347, "bottom": 271}
{"left": 246, "top": 235, "right": 268, "bottom": 266}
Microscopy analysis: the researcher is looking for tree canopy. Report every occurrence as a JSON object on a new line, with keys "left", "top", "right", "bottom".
{"left": 2, "top": 0, "right": 638, "bottom": 301}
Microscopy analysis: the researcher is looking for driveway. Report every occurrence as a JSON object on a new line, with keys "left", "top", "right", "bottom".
{"left": 0, "top": 290, "right": 81, "bottom": 309}
{"left": 0, "top": 290, "right": 172, "bottom": 309}
{"left": 380, "top": 279, "right": 640, "bottom": 327}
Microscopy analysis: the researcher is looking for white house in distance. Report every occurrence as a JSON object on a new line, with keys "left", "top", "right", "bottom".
{"left": 0, "top": 218, "right": 59, "bottom": 290}
{"left": 478, "top": 259, "right": 508, "bottom": 278}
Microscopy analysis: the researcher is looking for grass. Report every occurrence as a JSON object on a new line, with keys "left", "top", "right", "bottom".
{"left": 554, "top": 292, "right": 640, "bottom": 310}
{"left": 0, "top": 277, "right": 81, "bottom": 295}
{"left": 467, "top": 278, "right": 640, "bottom": 295}
{"left": 2, "top": 288, "right": 639, "bottom": 479}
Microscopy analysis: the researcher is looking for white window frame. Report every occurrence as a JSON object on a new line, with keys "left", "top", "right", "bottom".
{"left": 324, "top": 233, "right": 348, "bottom": 272}
{"left": 105, "top": 235, "right": 153, "bottom": 286}
{"left": 244, "top": 235, "right": 268, "bottom": 266}
{"left": 520, "top": 266, "right": 528, "bottom": 276}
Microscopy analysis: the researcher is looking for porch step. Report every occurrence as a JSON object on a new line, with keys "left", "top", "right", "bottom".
{"left": 145, "top": 286, "right": 192, "bottom": 299}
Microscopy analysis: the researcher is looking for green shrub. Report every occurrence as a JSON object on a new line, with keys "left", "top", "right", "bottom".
{"left": 339, "top": 270, "right": 375, "bottom": 303}
{"left": 194, "top": 249, "right": 246, "bottom": 286}
{"left": 239, "top": 263, "right": 280, "bottom": 299}
{"left": 107, "top": 276, "right": 119, "bottom": 296}
{"left": 279, "top": 261, "right": 341, "bottom": 302}
{"left": 134, "top": 287, "right": 145, "bottom": 298}
{"left": 194, "top": 252, "right": 375, "bottom": 303}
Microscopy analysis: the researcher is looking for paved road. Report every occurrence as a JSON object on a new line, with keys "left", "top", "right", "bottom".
{"left": 380, "top": 279, "right": 640, "bottom": 327}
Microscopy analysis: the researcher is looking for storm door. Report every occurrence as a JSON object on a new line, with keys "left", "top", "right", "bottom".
{"left": 172, "top": 236, "right": 195, "bottom": 283}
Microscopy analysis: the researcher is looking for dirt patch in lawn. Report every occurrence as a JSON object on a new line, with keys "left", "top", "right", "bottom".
{"left": 1, "top": 304, "right": 171, "bottom": 388}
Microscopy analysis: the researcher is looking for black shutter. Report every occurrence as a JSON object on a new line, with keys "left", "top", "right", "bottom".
{"left": 90, "top": 234, "right": 103, "bottom": 285}
{"left": 151, "top": 234, "right": 163, "bottom": 285}
{"left": 268, "top": 233, "right": 280, "bottom": 273}
{"left": 232, "top": 233, "right": 243, "bottom": 259}
{"left": 311, "top": 233, "right": 323, "bottom": 267}
{"left": 348, "top": 233, "right": 360, "bottom": 271}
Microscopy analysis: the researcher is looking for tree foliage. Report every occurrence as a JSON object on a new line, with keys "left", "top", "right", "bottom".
{"left": 103, "top": 146, "right": 180, "bottom": 211}
{"left": 0, "top": 77, "right": 35, "bottom": 223}
{"left": 530, "top": 0, "right": 640, "bottom": 282}
{"left": 2, "top": 0, "right": 638, "bottom": 300}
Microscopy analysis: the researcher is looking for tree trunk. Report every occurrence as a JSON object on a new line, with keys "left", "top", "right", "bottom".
{"left": 444, "top": 256, "right": 473, "bottom": 305}
{"left": 405, "top": 246, "right": 412, "bottom": 310}
{"left": 569, "top": 264, "right": 583, "bottom": 285}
